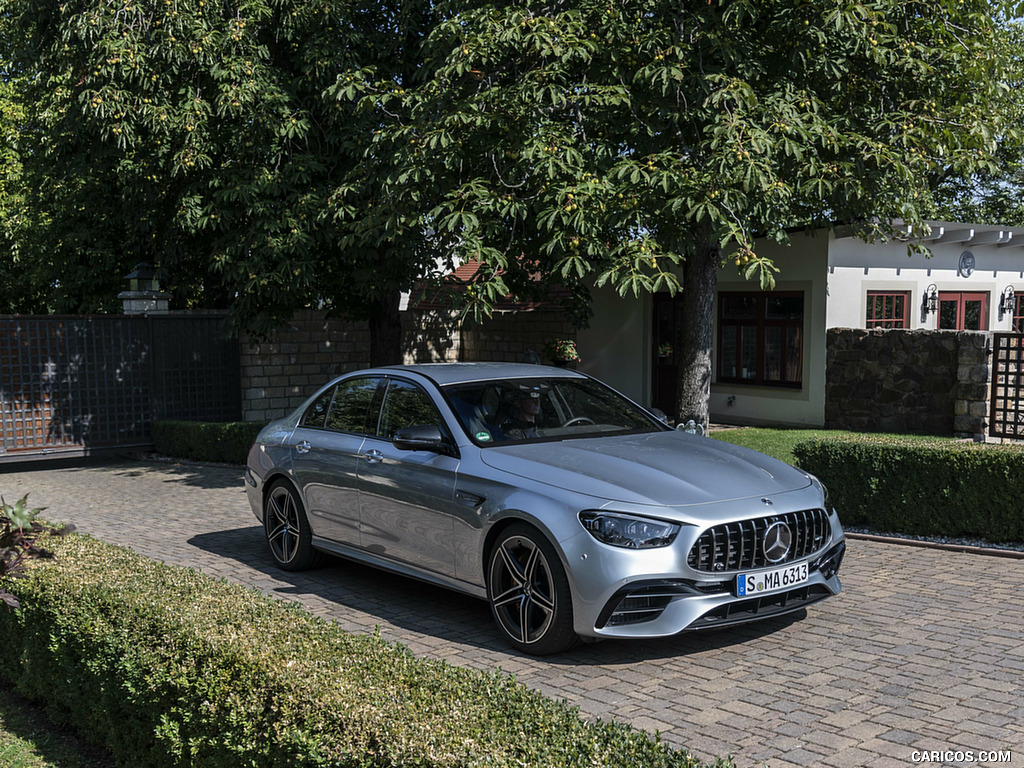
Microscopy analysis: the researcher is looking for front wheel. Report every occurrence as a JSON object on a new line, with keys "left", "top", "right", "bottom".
{"left": 487, "top": 524, "right": 578, "bottom": 655}
{"left": 264, "top": 480, "right": 323, "bottom": 571}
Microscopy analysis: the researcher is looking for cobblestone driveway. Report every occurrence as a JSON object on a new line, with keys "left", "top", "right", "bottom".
{"left": 2, "top": 459, "right": 1022, "bottom": 768}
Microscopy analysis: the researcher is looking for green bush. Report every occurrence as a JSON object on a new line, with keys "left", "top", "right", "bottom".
{"left": 794, "top": 436, "right": 1024, "bottom": 542}
{"left": 0, "top": 533, "right": 727, "bottom": 768}
{"left": 152, "top": 421, "right": 266, "bottom": 465}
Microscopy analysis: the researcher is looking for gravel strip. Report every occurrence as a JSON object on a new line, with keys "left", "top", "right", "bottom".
{"left": 844, "top": 526, "right": 1024, "bottom": 557}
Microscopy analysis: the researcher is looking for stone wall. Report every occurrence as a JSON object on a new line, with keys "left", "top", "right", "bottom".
{"left": 825, "top": 328, "right": 990, "bottom": 438}
{"left": 240, "top": 309, "right": 576, "bottom": 422}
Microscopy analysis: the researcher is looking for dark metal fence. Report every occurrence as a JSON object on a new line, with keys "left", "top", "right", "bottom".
{"left": 989, "top": 333, "right": 1024, "bottom": 440}
{"left": 0, "top": 314, "right": 240, "bottom": 459}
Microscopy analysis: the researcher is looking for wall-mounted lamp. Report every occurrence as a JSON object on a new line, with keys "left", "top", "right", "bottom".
{"left": 923, "top": 284, "right": 939, "bottom": 315}
{"left": 1000, "top": 285, "right": 1016, "bottom": 321}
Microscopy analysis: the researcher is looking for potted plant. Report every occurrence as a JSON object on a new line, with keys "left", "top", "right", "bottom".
{"left": 544, "top": 339, "right": 581, "bottom": 368}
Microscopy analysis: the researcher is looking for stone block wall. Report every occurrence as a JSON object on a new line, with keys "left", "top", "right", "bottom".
{"left": 240, "top": 309, "right": 576, "bottom": 422}
{"left": 460, "top": 310, "right": 577, "bottom": 363}
{"left": 825, "top": 328, "right": 990, "bottom": 438}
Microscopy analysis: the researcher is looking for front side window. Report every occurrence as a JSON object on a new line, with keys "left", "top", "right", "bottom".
{"left": 718, "top": 292, "right": 804, "bottom": 387}
{"left": 866, "top": 291, "right": 909, "bottom": 329}
{"left": 1014, "top": 295, "right": 1024, "bottom": 333}
{"left": 375, "top": 379, "right": 444, "bottom": 439}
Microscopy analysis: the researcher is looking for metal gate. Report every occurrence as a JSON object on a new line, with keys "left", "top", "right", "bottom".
{"left": 989, "top": 333, "right": 1024, "bottom": 439}
{"left": 0, "top": 314, "right": 240, "bottom": 459}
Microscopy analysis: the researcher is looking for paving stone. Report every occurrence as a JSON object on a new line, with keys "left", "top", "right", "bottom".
{"left": 4, "top": 459, "right": 1024, "bottom": 768}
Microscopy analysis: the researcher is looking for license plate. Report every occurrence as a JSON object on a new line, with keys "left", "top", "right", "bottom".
{"left": 737, "top": 562, "right": 809, "bottom": 596}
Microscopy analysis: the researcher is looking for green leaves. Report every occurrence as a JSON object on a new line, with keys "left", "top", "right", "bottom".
{"left": 0, "top": 493, "right": 71, "bottom": 610}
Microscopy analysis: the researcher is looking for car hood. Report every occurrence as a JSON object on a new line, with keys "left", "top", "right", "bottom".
{"left": 478, "top": 431, "right": 811, "bottom": 506}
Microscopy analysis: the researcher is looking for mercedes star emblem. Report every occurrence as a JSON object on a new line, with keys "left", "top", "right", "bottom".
{"left": 763, "top": 521, "right": 793, "bottom": 564}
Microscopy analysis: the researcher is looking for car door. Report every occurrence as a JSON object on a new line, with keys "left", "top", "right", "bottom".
{"left": 356, "top": 377, "right": 459, "bottom": 577}
{"left": 289, "top": 376, "right": 382, "bottom": 546}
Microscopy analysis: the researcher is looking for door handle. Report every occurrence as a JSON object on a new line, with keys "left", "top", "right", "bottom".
{"left": 362, "top": 449, "right": 384, "bottom": 464}
{"left": 295, "top": 440, "right": 311, "bottom": 454}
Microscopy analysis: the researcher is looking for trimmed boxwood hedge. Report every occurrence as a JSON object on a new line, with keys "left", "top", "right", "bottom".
{"left": 0, "top": 533, "right": 728, "bottom": 768}
{"left": 152, "top": 420, "right": 266, "bottom": 465}
{"left": 793, "top": 435, "right": 1024, "bottom": 542}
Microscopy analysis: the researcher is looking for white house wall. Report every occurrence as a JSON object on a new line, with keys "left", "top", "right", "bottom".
{"left": 827, "top": 222, "right": 1024, "bottom": 332}
{"left": 577, "top": 285, "right": 650, "bottom": 407}
{"left": 579, "top": 231, "right": 831, "bottom": 426}
{"left": 711, "top": 232, "right": 830, "bottom": 427}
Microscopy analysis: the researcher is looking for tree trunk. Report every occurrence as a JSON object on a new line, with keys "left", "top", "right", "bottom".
{"left": 368, "top": 290, "right": 403, "bottom": 367}
{"left": 674, "top": 235, "right": 720, "bottom": 429}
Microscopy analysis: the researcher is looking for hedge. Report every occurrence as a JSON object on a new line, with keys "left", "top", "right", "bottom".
{"left": 152, "top": 420, "right": 266, "bottom": 465}
{"left": 793, "top": 435, "right": 1024, "bottom": 542}
{"left": 0, "top": 533, "right": 729, "bottom": 768}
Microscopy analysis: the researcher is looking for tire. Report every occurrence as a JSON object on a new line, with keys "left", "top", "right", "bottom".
{"left": 487, "top": 523, "right": 579, "bottom": 655}
{"left": 264, "top": 480, "right": 323, "bottom": 571}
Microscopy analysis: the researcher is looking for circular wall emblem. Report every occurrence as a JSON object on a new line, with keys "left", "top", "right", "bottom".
{"left": 959, "top": 250, "right": 975, "bottom": 278}
{"left": 762, "top": 521, "right": 793, "bottom": 564}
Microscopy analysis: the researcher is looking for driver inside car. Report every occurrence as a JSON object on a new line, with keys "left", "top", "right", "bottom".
{"left": 499, "top": 386, "right": 544, "bottom": 440}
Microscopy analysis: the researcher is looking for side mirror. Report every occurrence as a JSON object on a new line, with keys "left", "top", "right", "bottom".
{"left": 393, "top": 425, "right": 451, "bottom": 454}
{"left": 649, "top": 408, "right": 670, "bottom": 425}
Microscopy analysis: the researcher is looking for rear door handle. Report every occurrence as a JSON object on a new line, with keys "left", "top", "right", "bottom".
{"left": 362, "top": 449, "right": 384, "bottom": 464}
{"left": 295, "top": 440, "right": 311, "bottom": 454}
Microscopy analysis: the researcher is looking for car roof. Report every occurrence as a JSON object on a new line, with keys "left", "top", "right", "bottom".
{"left": 376, "top": 362, "right": 586, "bottom": 386}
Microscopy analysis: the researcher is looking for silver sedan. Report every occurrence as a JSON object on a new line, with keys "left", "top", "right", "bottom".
{"left": 245, "top": 363, "right": 845, "bottom": 655}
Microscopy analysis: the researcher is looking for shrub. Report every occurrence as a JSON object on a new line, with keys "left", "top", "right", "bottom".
{"left": 0, "top": 495, "right": 71, "bottom": 609}
{"left": 152, "top": 420, "right": 266, "bottom": 465}
{"left": 793, "top": 436, "right": 1024, "bottom": 542}
{"left": 0, "top": 533, "right": 728, "bottom": 768}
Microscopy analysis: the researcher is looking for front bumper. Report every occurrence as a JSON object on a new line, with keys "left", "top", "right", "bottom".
{"left": 561, "top": 496, "right": 846, "bottom": 640}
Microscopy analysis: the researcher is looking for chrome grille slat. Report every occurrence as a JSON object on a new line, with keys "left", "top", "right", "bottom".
{"left": 687, "top": 509, "right": 831, "bottom": 573}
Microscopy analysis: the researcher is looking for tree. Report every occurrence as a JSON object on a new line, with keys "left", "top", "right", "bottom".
{"left": 394, "top": 0, "right": 1013, "bottom": 425}
{"left": 1, "top": 0, "right": 444, "bottom": 362}
{"left": 928, "top": 21, "right": 1024, "bottom": 227}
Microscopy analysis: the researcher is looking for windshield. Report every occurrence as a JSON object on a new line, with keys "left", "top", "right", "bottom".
{"left": 442, "top": 376, "right": 666, "bottom": 446}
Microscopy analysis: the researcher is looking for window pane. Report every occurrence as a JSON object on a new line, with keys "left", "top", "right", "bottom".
{"left": 377, "top": 379, "right": 442, "bottom": 439}
{"left": 720, "top": 295, "right": 758, "bottom": 320}
{"left": 740, "top": 326, "right": 757, "bottom": 379}
{"left": 939, "top": 300, "right": 958, "bottom": 330}
{"left": 964, "top": 300, "right": 983, "bottom": 331}
{"left": 765, "top": 327, "right": 781, "bottom": 381}
{"left": 721, "top": 327, "right": 738, "bottom": 378}
{"left": 765, "top": 295, "right": 803, "bottom": 321}
{"left": 785, "top": 326, "right": 802, "bottom": 381}
{"left": 326, "top": 377, "right": 380, "bottom": 434}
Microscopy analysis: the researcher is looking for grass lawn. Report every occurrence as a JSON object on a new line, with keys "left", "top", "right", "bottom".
{"left": 0, "top": 685, "right": 115, "bottom": 768}
{"left": 710, "top": 426, "right": 954, "bottom": 465}
{"left": 709, "top": 427, "right": 850, "bottom": 465}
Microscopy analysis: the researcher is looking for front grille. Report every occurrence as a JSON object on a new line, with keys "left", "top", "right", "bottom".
{"left": 687, "top": 509, "right": 831, "bottom": 573}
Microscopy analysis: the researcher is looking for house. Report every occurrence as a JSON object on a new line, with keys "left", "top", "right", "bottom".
{"left": 577, "top": 221, "right": 1024, "bottom": 429}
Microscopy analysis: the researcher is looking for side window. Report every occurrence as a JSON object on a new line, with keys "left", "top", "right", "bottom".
{"left": 301, "top": 387, "right": 334, "bottom": 428}
{"left": 377, "top": 379, "right": 443, "bottom": 440}
{"left": 324, "top": 377, "right": 381, "bottom": 434}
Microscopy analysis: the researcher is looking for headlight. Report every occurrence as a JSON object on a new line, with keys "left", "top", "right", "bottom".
{"left": 579, "top": 511, "right": 680, "bottom": 549}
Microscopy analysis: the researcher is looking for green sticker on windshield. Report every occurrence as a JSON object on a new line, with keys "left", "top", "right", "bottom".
{"left": 475, "top": 431, "right": 492, "bottom": 442}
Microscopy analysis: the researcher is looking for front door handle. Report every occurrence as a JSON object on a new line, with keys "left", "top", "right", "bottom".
{"left": 362, "top": 449, "right": 384, "bottom": 464}
{"left": 295, "top": 440, "right": 311, "bottom": 454}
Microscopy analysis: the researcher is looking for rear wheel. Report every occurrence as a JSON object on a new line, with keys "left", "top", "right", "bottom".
{"left": 264, "top": 480, "right": 323, "bottom": 571}
{"left": 487, "top": 524, "right": 578, "bottom": 655}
